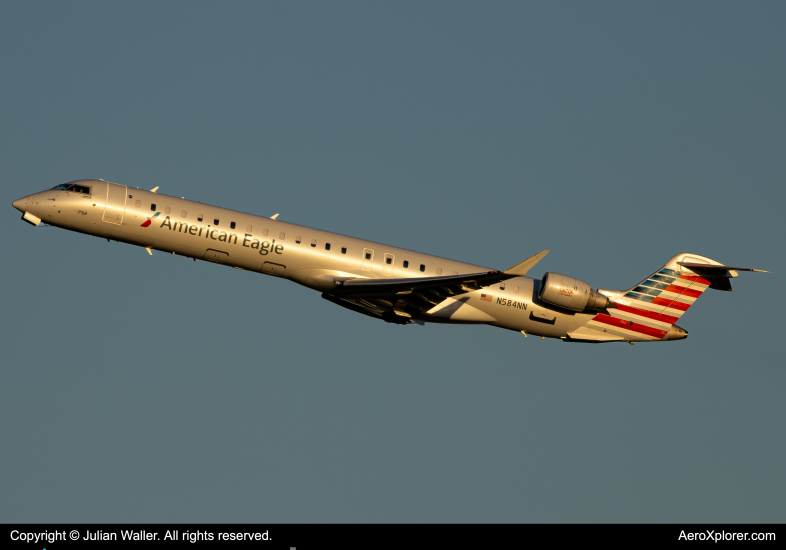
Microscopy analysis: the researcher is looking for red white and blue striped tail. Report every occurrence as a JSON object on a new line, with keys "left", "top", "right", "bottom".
{"left": 578, "top": 253, "right": 769, "bottom": 342}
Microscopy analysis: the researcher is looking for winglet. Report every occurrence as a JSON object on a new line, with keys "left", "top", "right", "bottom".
{"left": 504, "top": 250, "right": 550, "bottom": 276}
{"left": 270, "top": 213, "right": 279, "bottom": 220}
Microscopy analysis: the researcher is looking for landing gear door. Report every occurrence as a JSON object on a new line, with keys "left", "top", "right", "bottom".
{"left": 102, "top": 182, "right": 128, "bottom": 225}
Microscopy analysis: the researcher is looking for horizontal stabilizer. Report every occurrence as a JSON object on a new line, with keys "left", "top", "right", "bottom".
{"left": 504, "top": 250, "right": 550, "bottom": 276}
{"left": 677, "top": 262, "right": 770, "bottom": 291}
{"left": 677, "top": 262, "right": 771, "bottom": 275}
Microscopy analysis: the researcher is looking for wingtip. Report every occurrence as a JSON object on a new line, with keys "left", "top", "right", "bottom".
{"left": 503, "top": 249, "right": 551, "bottom": 277}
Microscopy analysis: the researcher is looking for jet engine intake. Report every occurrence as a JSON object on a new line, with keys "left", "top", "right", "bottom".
{"left": 539, "top": 272, "right": 613, "bottom": 312}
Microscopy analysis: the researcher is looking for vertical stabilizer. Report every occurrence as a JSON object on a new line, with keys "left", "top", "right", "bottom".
{"left": 581, "top": 253, "right": 728, "bottom": 342}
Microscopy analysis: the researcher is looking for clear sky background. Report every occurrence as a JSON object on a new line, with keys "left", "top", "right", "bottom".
{"left": 1, "top": 1, "right": 784, "bottom": 522}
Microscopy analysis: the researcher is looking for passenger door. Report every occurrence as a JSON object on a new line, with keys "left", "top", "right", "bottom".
{"left": 102, "top": 182, "right": 127, "bottom": 225}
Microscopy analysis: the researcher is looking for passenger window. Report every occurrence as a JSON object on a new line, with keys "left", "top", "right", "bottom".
{"left": 386, "top": 257, "right": 392, "bottom": 265}
{"left": 341, "top": 247, "right": 347, "bottom": 254}
{"left": 513, "top": 285, "right": 519, "bottom": 293}
{"left": 500, "top": 283, "right": 506, "bottom": 290}
{"left": 311, "top": 240, "right": 317, "bottom": 247}
{"left": 262, "top": 229, "right": 268, "bottom": 236}
{"left": 181, "top": 210, "right": 187, "bottom": 217}
{"left": 279, "top": 232, "right": 285, "bottom": 240}
{"left": 230, "top": 222, "right": 236, "bottom": 229}
{"left": 403, "top": 261, "right": 409, "bottom": 268}
{"left": 365, "top": 252, "right": 372, "bottom": 260}
{"left": 436, "top": 268, "right": 442, "bottom": 275}
{"left": 296, "top": 236, "right": 302, "bottom": 243}
{"left": 214, "top": 219, "right": 219, "bottom": 225}
{"left": 197, "top": 214, "right": 203, "bottom": 222}
{"left": 246, "top": 225, "right": 252, "bottom": 232}
{"left": 165, "top": 206, "right": 171, "bottom": 215}
{"left": 420, "top": 264, "right": 425, "bottom": 272}
{"left": 325, "top": 243, "right": 331, "bottom": 250}
{"left": 151, "top": 204, "right": 157, "bottom": 211}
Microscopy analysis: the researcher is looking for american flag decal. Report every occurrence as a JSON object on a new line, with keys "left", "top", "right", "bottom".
{"left": 480, "top": 293, "right": 492, "bottom": 302}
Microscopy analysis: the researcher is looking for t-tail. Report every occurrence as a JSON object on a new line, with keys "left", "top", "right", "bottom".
{"left": 577, "top": 253, "right": 770, "bottom": 343}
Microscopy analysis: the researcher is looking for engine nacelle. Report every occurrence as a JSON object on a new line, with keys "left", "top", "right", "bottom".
{"left": 539, "top": 272, "right": 613, "bottom": 312}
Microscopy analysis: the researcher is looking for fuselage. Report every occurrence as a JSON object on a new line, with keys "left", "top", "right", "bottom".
{"left": 11, "top": 179, "right": 626, "bottom": 340}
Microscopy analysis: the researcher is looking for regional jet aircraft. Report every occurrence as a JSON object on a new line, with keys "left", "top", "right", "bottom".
{"left": 12, "top": 180, "right": 769, "bottom": 344}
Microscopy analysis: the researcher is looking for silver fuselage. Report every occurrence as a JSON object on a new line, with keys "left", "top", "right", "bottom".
{"left": 10, "top": 179, "right": 636, "bottom": 340}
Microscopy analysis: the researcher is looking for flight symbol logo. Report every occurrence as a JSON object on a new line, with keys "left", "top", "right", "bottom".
{"left": 141, "top": 212, "right": 161, "bottom": 227}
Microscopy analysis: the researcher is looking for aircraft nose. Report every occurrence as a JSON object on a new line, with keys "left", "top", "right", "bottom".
{"left": 12, "top": 196, "right": 29, "bottom": 213}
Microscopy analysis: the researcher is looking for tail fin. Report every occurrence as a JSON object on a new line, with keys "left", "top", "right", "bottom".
{"left": 580, "top": 253, "right": 768, "bottom": 342}
{"left": 615, "top": 253, "right": 718, "bottom": 325}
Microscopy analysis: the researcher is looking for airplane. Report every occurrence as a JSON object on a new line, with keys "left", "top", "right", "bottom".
{"left": 12, "top": 179, "right": 769, "bottom": 344}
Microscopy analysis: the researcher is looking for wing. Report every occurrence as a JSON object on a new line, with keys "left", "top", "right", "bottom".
{"left": 331, "top": 270, "right": 514, "bottom": 323}
{"left": 322, "top": 250, "right": 550, "bottom": 323}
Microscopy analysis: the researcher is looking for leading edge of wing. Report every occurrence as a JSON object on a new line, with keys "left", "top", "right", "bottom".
{"left": 332, "top": 270, "right": 513, "bottom": 299}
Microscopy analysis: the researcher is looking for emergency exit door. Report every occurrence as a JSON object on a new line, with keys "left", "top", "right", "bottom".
{"left": 361, "top": 248, "right": 374, "bottom": 271}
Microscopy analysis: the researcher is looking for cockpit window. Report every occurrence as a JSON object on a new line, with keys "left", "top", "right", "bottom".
{"left": 49, "top": 183, "right": 91, "bottom": 194}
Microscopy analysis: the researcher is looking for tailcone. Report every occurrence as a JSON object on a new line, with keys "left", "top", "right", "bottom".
{"left": 668, "top": 325, "right": 688, "bottom": 341}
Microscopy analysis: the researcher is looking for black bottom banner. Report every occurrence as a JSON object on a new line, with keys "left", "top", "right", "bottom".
{"left": 2, "top": 524, "right": 782, "bottom": 548}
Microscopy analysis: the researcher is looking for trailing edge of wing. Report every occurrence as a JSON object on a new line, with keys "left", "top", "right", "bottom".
{"left": 504, "top": 250, "right": 550, "bottom": 276}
